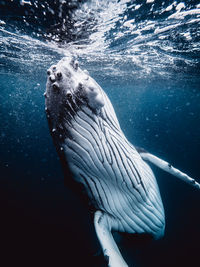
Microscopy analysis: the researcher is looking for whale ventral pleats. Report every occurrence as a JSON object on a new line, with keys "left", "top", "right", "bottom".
{"left": 44, "top": 56, "right": 200, "bottom": 267}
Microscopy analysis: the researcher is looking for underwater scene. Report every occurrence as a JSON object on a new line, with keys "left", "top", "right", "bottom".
{"left": 1, "top": 0, "right": 200, "bottom": 266}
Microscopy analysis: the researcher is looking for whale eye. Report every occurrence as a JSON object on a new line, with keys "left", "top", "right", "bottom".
{"left": 52, "top": 65, "right": 57, "bottom": 71}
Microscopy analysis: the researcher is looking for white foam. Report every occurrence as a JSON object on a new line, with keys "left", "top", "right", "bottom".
{"left": 135, "top": 5, "right": 141, "bottom": 10}
{"left": 154, "top": 23, "right": 179, "bottom": 34}
{"left": 182, "top": 32, "right": 192, "bottom": 41}
{"left": 114, "top": 32, "right": 124, "bottom": 40}
{"left": 188, "top": 18, "right": 200, "bottom": 24}
{"left": 165, "top": 4, "right": 173, "bottom": 12}
{"left": 176, "top": 2, "right": 185, "bottom": 11}
{"left": 169, "top": 9, "right": 200, "bottom": 19}
{"left": 142, "top": 23, "right": 155, "bottom": 31}
{"left": 123, "top": 19, "right": 135, "bottom": 30}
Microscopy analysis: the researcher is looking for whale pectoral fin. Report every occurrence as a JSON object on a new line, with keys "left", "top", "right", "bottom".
{"left": 94, "top": 211, "right": 128, "bottom": 267}
{"left": 138, "top": 149, "right": 200, "bottom": 190}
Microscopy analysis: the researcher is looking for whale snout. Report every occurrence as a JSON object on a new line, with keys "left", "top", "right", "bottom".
{"left": 45, "top": 56, "right": 105, "bottom": 120}
{"left": 47, "top": 65, "right": 63, "bottom": 91}
{"left": 46, "top": 57, "right": 80, "bottom": 95}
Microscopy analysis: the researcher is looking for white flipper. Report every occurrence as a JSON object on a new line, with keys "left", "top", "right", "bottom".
{"left": 140, "top": 152, "right": 200, "bottom": 190}
{"left": 94, "top": 211, "right": 128, "bottom": 267}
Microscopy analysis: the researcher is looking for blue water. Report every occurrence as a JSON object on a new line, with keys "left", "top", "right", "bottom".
{"left": 1, "top": 1, "right": 200, "bottom": 266}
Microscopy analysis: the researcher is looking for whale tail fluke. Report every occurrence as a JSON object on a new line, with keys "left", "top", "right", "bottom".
{"left": 136, "top": 147, "right": 200, "bottom": 190}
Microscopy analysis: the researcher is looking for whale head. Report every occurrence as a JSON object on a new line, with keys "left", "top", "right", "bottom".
{"left": 45, "top": 57, "right": 105, "bottom": 137}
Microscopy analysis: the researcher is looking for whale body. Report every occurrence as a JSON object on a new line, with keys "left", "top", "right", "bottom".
{"left": 45, "top": 57, "right": 200, "bottom": 267}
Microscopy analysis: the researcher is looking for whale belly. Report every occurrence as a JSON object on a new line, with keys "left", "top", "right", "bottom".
{"left": 63, "top": 118, "right": 165, "bottom": 239}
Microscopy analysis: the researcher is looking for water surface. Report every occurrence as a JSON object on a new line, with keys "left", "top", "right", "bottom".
{"left": 1, "top": 1, "right": 200, "bottom": 266}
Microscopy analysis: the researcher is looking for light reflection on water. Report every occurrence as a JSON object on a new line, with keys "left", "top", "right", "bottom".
{"left": 0, "top": 0, "right": 200, "bottom": 78}
{"left": 0, "top": 1, "right": 200, "bottom": 267}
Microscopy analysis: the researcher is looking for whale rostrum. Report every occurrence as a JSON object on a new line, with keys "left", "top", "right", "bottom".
{"left": 45, "top": 57, "right": 200, "bottom": 267}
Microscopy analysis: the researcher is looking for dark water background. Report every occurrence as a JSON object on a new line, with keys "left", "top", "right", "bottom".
{"left": 1, "top": 1, "right": 200, "bottom": 266}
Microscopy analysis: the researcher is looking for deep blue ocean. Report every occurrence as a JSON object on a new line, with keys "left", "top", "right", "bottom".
{"left": 0, "top": 1, "right": 200, "bottom": 266}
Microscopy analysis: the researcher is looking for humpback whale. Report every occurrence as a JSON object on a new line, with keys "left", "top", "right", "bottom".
{"left": 45, "top": 57, "right": 200, "bottom": 267}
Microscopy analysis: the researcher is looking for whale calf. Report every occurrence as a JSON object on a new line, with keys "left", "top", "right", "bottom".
{"left": 45, "top": 57, "right": 200, "bottom": 267}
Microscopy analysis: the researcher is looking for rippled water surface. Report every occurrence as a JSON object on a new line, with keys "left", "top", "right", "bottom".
{"left": 1, "top": 1, "right": 200, "bottom": 266}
